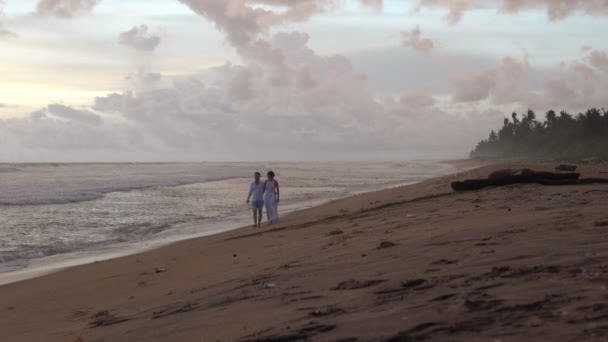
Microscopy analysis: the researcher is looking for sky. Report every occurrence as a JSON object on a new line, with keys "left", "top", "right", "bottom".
{"left": 0, "top": 0, "right": 607, "bottom": 162}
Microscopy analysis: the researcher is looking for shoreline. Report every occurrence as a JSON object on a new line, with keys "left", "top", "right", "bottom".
{"left": 6, "top": 161, "right": 605, "bottom": 341}
{"left": 0, "top": 161, "right": 463, "bottom": 286}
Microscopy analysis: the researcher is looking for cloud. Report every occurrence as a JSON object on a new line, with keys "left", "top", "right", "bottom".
{"left": 226, "top": 68, "right": 254, "bottom": 101}
{"left": 0, "top": 26, "right": 14, "bottom": 37}
{"left": 414, "top": 0, "right": 478, "bottom": 25}
{"left": 83, "top": 25, "right": 509, "bottom": 160}
{"left": 400, "top": 26, "right": 436, "bottom": 56}
{"left": 499, "top": 0, "right": 608, "bottom": 21}
{"left": 587, "top": 50, "right": 608, "bottom": 72}
{"left": 178, "top": 0, "right": 384, "bottom": 47}
{"left": 3, "top": 0, "right": 607, "bottom": 161}
{"left": 0, "top": 0, "right": 16, "bottom": 37}
{"left": 399, "top": 89, "right": 436, "bottom": 109}
{"left": 451, "top": 68, "right": 497, "bottom": 102}
{"left": 444, "top": 48, "right": 608, "bottom": 111}
{"left": 125, "top": 71, "right": 162, "bottom": 91}
{"left": 2, "top": 116, "right": 127, "bottom": 153}
{"left": 44, "top": 103, "right": 103, "bottom": 125}
{"left": 414, "top": 0, "right": 608, "bottom": 24}
{"left": 36, "top": 0, "right": 99, "bottom": 18}
{"left": 118, "top": 25, "right": 161, "bottom": 52}
{"left": 359, "top": 0, "right": 384, "bottom": 11}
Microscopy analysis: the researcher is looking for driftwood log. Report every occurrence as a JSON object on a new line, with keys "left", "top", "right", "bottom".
{"left": 556, "top": 164, "right": 578, "bottom": 172}
{"left": 450, "top": 168, "right": 608, "bottom": 191}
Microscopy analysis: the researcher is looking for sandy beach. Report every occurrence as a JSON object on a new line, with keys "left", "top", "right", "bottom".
{"left": 2, "top": 162, "right": 608, "bottom": 341}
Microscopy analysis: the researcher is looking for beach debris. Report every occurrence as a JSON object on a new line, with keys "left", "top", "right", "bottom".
{"left": 233, "top": 253, "right": 237, "bottom": 258}
{"left": 376, "top": 241, "right": 397, "bottom": 249}
{"left": 385, "top": 322, "right": 440, "bottom": 341}
{"left": 528, "top": 315, "right": 544, "bottom": 327}
{"left": 88, "top": 311, "right": 131, "bottom": 328}
{"left": 241, "top": 324, "right": 336, "bottom": 342}
{"left": 308, "top": 306, "right": 346, "bottom": 317}
{"left": 449, "top": 169, "right": 608, "bottom": 191}
{"left": 432, "top": 293, "right": 457, "bottom": 302}
{"left": 332, "top": 279, "right": 387, "bottom": 290}
{"left": 279, "top": 261, "right": 299, "bottom": 269}
{"left": 154, "top": 267, "right": 167, "bottom": 273}
{"left": 152, "top": 303, "right": 198, "bottom": 319}
{"left": 431, "top": 258, "right": 458, "bottom": 265}
{"left": 465, "top": 294, "right": 503, "bottom": 312}
{"left": 406, "top": 214, "right": 416, "bottom": 218}
{"left": 400, "top": 279, "right": 427, "bottom": 289}
{"left": 263, "top": 282, "right": 277, "bottom": 289}
{"left": 326, "top": 229, "right": 344, "bottom": 236}
{"left": 556, "top": 164, "right": 578, "bottom": 172}
{"left": 595, "top": 221, "right": 608, "bottom": 227}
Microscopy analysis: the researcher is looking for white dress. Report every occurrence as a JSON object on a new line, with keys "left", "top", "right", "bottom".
{"left": 264, "top": 180, "right": 279, "bottom": 224}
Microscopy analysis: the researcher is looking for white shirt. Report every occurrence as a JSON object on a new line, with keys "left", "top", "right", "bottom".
{"left": 248, "top": 181, "right": 265, "bottom": 202}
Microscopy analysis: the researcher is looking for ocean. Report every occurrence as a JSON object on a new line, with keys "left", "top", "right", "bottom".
{"left": 0, "top": 161, "right": 456, "bottom": 283}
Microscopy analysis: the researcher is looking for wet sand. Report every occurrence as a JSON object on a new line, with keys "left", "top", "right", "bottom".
{"left": 2, "top": 163, "right": 608, "bottom": 341}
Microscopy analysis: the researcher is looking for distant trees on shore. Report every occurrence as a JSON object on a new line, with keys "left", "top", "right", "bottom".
{"left": 471, "top": 108, "right": 608, "bottom": 161}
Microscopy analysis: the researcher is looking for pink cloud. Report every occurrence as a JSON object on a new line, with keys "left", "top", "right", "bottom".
{"left": 414, "top": 0, "right": 608, "bottom": 24}
{"left": 414, "top": 0, "right": 478, "bottom": 25}
{"left": 587, "top": 50, "right": 608, "bottom": 72}
{"left": 36, "top": 0, "right": 99, "bottom": 17}
{"left": 400, "top": 26, "right": 437, "bottom": 56}
{"left": 451, "top": 69, "right": 497, "bottom": 102}
{"left": 500, "top": 0, "right": 608, "bottom": 21}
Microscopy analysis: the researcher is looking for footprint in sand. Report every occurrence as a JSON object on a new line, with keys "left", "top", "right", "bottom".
{"left": 376, "top": 241, "right": 397, "bottom": 249}
{"left": 332, "top": 279, "right": 387, "bottom": 290}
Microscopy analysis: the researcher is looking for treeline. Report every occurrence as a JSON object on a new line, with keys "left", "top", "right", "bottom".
{"left": 471, "top": 108, "right": 608, "bottom": 161}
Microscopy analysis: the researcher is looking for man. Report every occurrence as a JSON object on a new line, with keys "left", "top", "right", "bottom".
{"left": 246, "top": 172, "right": 265, "bottom": 227}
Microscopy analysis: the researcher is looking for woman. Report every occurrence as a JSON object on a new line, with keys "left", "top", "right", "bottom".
{"left": 263, "top": 171, "right": 280, "bottom": 225}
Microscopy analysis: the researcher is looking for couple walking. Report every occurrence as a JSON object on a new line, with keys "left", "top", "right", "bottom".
{"left": 246, "top": 171, "right": 280, "bottom": 227}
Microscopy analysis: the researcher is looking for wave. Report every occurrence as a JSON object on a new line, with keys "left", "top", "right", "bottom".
{"left": 0, "top": 175, "right": 243, "bottom": 206}
{"left": 0, "top": 162, "right": 258, "bottom": 206}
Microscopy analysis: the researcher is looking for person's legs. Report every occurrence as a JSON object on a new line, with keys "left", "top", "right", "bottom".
{"left": 264, "top": 198, "right": 271, "bottom": 223}
{"left": 252, "top": 200, "right": 263, "bottom": 227}
{"left": 270, "top": 201, "right": 278, "bottom": 224}
{"left": 273, "top": 201, "right": 279, "bottom": 224}
{"left": 266, "top": 199, "right": 277, "bottom": 225}
{"left": 257, "top": 207, "right": 263, "bottom": 227}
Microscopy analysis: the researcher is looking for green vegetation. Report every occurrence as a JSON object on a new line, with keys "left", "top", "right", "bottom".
{"left": 471, "top": 108, "right": 608, "bottom": 161}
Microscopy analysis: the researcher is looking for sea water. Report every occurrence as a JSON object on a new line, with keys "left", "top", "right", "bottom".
{"left": 0, "top": 161, "right": 455, "bottom": 282}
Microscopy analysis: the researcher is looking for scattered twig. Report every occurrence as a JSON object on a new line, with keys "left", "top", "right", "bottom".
{"left": 583, "top": 190, "right": 608, "bottom": 195}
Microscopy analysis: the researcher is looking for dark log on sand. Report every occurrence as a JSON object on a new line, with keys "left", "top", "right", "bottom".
{"left": 580, "top": 178, "right": 608, "bottom": 184}
{"left": 451, "top": 169, "right": 585, "bottom": 191}
{"left": 556, "top": 164, "right": 578, "bottom": 172}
